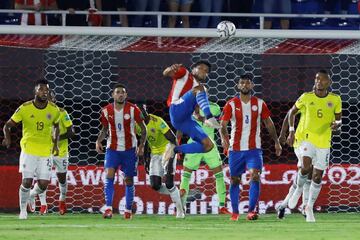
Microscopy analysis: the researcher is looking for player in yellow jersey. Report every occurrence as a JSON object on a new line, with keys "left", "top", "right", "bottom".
{"left": 276, "top": 107, "right": 309, "bottom": 219}
{"left": 137, "top": 105, "right": 185, "bottom": 218}
{"left": 36, "top": 91, "right": 75, "bottom": 215}
{"left": 2, "top": 79, "right": 60, "bottom": 220}
{"left": 287, "top": 70, "right": 342, "bottom": 222}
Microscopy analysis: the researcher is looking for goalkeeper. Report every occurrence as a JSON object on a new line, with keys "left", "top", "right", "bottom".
{"left": 179, "top": 102, "right": 231, "bottom": 214}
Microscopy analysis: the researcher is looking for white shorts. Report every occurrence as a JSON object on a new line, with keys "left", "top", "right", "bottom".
{"left": 19, "top": 151, "right": 52, "bottom": 180}
{"left": 149, "top": 154, "right": 176, "bottom": 176}
{"left": 294, "top": 147, "right": 302, "bottom": 168}
{"left": 300, "top": 141, "right": 330, "bottom": 171}
{"left": 52, "top": 156, "right": 69, "bottom": 173}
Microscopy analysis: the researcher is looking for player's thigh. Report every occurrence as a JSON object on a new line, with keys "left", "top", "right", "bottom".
{"left": 203, "top": 147, "right": 222, "bottom": 169}
{"left": 105, "top": 148, "right": 121, "bottom": 169}
{"left": 149, "top": 154, "right": 164, "bottom": 177}
{"left": 300, "top": 141, "right": 316, "bottom": 166}
{"left": 229, "top": 151, "right": 246, "bottom": 177}
{"left": 294, "top": 147, "right": 303, "bottom": 168}
{"left": 183, "top": 153, "right": 202, "bottom": 170}
{"left": 246, "top": 149, "right": 263, "bottom": 172}
{"left": 313, "top": 148, "right": 330, "bottom": 171}
{"left": 52, "top": 156, "right": 68, "bottom": 173}
{"left": 183, "top": 119, "right": 208, "bottom": 143}
{"left": 119, "top": 148, "right": 138, "bottom": 177}
{"left": 36, "top": 156, "right": 53, "bottom": 180}
{"left": 19, "top": 151, "right": 38, "bottom": 179}
{"left": 170, "top": 91, "right": 196, "bottom": 123}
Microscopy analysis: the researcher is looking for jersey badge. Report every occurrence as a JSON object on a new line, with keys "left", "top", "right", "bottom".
{"left": 327, "top": 102, "right": 333, "bottom": 108}
{"left": 124, "top": 114, "right": 131, "bottom": 120}
{"left": 251, "top": 105, "right": 258, "bottom": 111}
{"left": 46, "top": 113, "right": 52, "bottom": 120}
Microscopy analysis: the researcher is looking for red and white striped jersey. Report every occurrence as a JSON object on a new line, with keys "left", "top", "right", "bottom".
{"left": 100, "top": 102, "right": 144, "bottom": 151}
{"left": 221, "top": 96, "right": 271, "bottom": 151}
{"left": 166, "top": 67, "right": 199, "bottom": 107}
{"left": 15, "top": 0, "right": 56, "bottom": 25}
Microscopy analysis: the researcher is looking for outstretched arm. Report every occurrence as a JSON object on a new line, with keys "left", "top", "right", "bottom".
{"left": 263, "top": 117, "right": 282, "bottom": 156}
{"left": 163, "top": 64, "right": 182, "bottom": 78}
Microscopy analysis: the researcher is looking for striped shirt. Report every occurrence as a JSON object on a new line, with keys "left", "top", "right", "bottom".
{"left": 221, "top": 96, "right": 271, "bottom": 151}
{"left": 167, "top": 67, "right": 199, "bottom": 107}
{"left": 100, "top": 102, "right": 143, "bottom": 151}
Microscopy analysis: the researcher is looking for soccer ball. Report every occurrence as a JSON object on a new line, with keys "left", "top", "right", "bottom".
{"left": 216, "top": 21, "right": 236, "bottom": 39}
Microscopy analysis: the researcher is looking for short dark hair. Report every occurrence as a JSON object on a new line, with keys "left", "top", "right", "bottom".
{"left": 35, "top": 79, "right": 49, "bottom": 87}
{"left": 318, "top": 69, "right": 328, "bottom": 75}
{"left": 193, "top": 60, "right": 212, "bottom": 72}
{"left": 112, "top": 83, "right": 127, "bottom": 92}
{"left": 239, "top": 74, "right": 252, "bottom": 81}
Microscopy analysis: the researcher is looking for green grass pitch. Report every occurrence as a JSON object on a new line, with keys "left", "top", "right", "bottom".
{"left": 0, "top": 213, "right": 359, "bottom": 240}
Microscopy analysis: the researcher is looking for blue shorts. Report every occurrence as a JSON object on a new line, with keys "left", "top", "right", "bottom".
{"left": 105, "top": 148, "right": 138, "bottom": 177}
{"left": 170, "top": 91, "right": 208, "bottom": 142}
{"left": 229, "top": 149, "right": 263, "bottom": 177}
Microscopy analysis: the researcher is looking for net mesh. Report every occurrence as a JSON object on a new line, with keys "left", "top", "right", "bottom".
{"left": 0, "top": 34, "right": 359, "bottom": 214}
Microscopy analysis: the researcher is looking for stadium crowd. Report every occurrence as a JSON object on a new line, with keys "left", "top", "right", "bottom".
{"left": 0, "top": 0, "right": 359, "bottom": 29}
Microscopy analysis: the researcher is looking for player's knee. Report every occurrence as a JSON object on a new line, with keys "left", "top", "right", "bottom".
{"left": 21, "top": 179, "right": 32, "bottom": 189}
{"left": 312, "top": 174, "right": 322, "bottom": 184}
{"left": 165, "top": 180, "right": 174, "bottom": 190}
{"left": 301, "top": 166, "right": 311, "bottom": 175}
{"left": 150, "top": 182, "right": 161, "bottom": 191}
{"left": 193, "top": 85, "right": 205, "bottom": 94}
{"left": 251, "top": 172, "right": 260, "bottom": 182}
{"left": 231, "top": 177, "right": 240, "bottom": 185}
{"left": 124, "top": 177, "right": 134, "bottom": 186}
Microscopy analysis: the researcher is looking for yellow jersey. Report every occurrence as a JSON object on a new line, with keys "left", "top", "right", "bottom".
{"left": 11, "top": 101, "right": 60, "bottom": 157}
{"left": 58, "top": 108, "right": 73, "bottom": 158}
{"left": 293, "top": 108, "right": 305, "bottom": 148}
{"left": 295, "top": 92, "right": 342, "bottom": 148}
{"left": 137, "top": 114, "right": 171, "bottom": 155}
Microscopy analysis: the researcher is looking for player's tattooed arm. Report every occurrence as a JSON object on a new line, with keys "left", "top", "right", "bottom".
{"left": 52, "top": 123, "right": 60, "bottom": 156}
{"left": 287, "top": 105, "right": 299, "bottom": 146}
{"left": 59, "top": 126, "right": 75, "bottom": 141}
{"left": 137, "top": 121, "right": 147, "bottom": 157}
{"left": 96, "top": 125, "right": 108, "bottom": 154}
{"left": 279, "top": 110, "right": 290, "bottom": 145}
{"left": 2, "top": 119, "right": 18, "bottom": 148}
{"left": 263, "top": 117, "right": 282, "bottom": 156}
{"left": 331, "top": 112, "right": 342, "bottom": 133}
{"left": 219, "top": 120, "right": 230, "bottom": 151}
{"left": 164, "top": 129, "right": 177, "bottom": 146}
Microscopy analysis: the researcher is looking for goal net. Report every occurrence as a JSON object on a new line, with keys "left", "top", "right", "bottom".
{"left": 0, "top": 27, "right": 359, "bottom": 215}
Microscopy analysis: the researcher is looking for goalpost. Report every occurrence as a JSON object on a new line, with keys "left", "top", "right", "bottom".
{"left": 0, "top": 26, "right": 359, "bottom": 214}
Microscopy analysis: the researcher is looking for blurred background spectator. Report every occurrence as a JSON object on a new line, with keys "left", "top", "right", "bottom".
{"left": 57, "top": 0, "right": 100, "bottom": 26}
{"left": 262, "top": 0, "right": 291, "bottom": 29}
{"left": 15, "top": 0, "right": 58, "bottom": 25}
{"left": 101, "top": 0, "right": 128, "bottom": 27}
{"left": 198, "top": 0, "right": 225, "bottom": 28}
{"left": 131, "top": 0, "right": 161, "bottom": 27}
{"left": 167, "top": 0, "right": 193, "bottom": 28}
{"left": 226, "top": 0, "right": 254, "bottom": 29}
